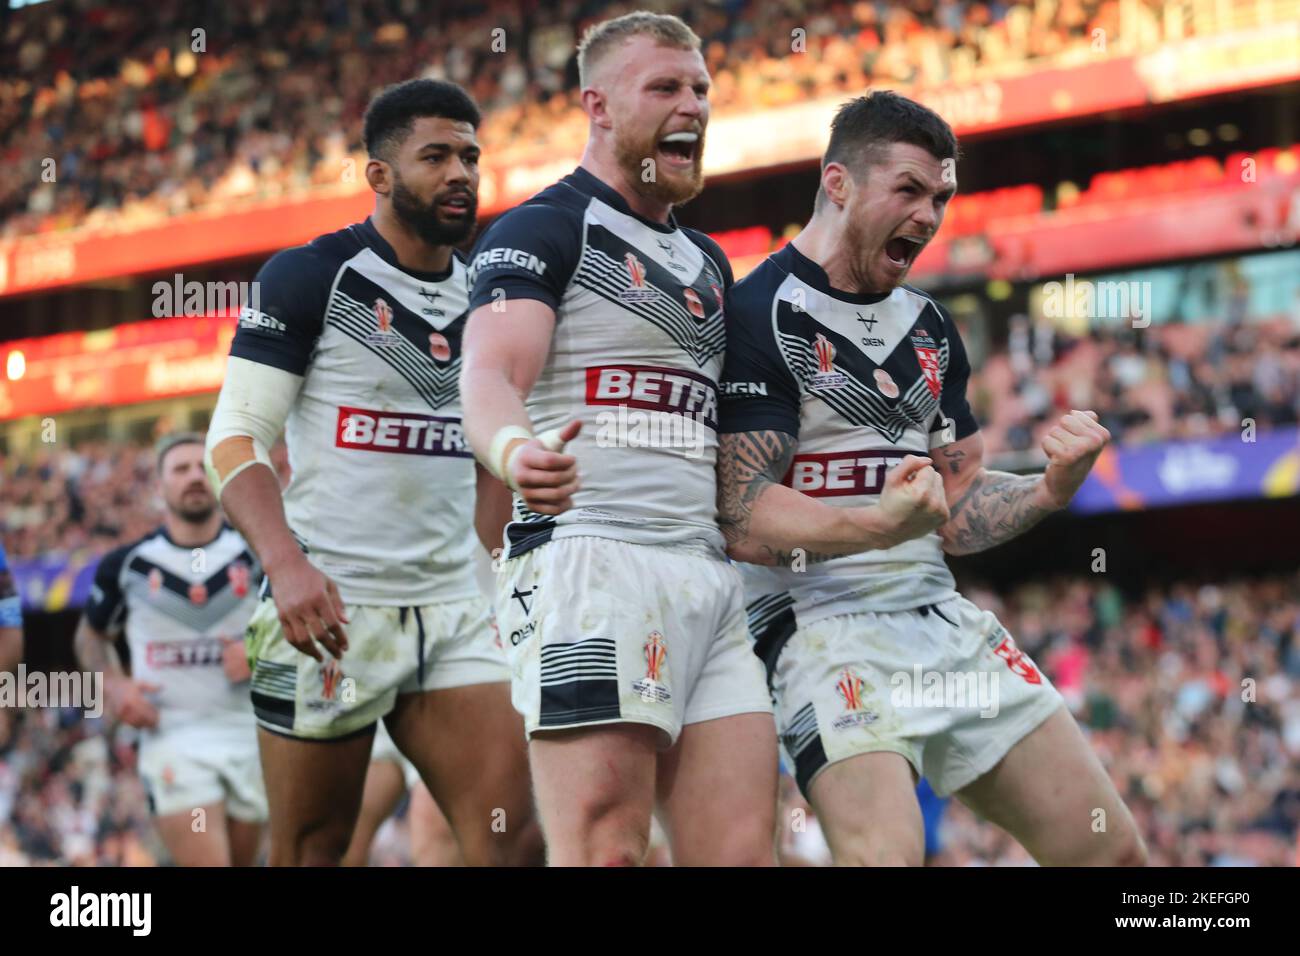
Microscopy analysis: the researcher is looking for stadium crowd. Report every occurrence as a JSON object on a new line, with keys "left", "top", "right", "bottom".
{"left": 2, "top": 572, "right": 1295, "bottom": 865}
{"left": 1, "top": 0, "right": 1219, "bottom": 238}
{"left": 972, "top": 315, "right": 1300, "bottom": 457}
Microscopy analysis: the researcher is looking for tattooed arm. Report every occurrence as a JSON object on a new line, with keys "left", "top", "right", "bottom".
{"left": 936, "top": 411, "right": 1111, "bottom": 556}
{"left": 717, "top": 430, "right": 949, "bottom": 567}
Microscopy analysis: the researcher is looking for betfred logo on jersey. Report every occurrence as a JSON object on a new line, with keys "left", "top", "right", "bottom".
{"left": 335, "top": 406, "right": 472, "bottom": 457}
{"left": 784, "top": 449, "right": 910, "bottom": 497}
{"left": 146, "top": 637, "right": 225, "bottom": 669}
{"left": 585, "top": 365, "right": 718, "bottom": 430}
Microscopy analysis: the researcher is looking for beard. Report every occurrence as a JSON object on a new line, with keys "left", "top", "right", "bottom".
{"left": 391, "top": 173, "right": 477, "bottom": 246}
{"left": 842, "top": 207, "right": 900, "bottom": 293}
{"left": 613, "top": 123, "right": 705, "bottom": 208}
{"left": 173, "top": 500, "right": 216, "bottom": 524}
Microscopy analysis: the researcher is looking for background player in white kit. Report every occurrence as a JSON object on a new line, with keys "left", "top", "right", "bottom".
{"left": 718, "top": 92, "right": 1146, "bottom": 866}
{"left": 461, "top": 13, "right": 776, "bottom": 866}
{"left": 205, "top": 79, "right": 539, "bottom": 866}
{"left": 75, "top": 433, "right": 266, "bottom": 866}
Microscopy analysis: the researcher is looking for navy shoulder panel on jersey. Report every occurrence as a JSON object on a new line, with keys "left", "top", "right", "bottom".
{"left": 466, "top": 183, "right": 585, "bottom": 314}
{"left": 718, "top": 255, "right": 802, "bottom": 437}
{"left": 84, "top": 538, "right": 142, "bottom": 635}
{"left": 228, "top": 226, "right": 361, "bottom": 375}
{"left": 681, "top": 228, "right": 735, "bottom": 291}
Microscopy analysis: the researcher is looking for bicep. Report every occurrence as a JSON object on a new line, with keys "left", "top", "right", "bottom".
{"left": 461, "top": 299, "right": 557, "bottom": 396}
{"left": 935, "top": 428, "right": 986, "bottom": 503}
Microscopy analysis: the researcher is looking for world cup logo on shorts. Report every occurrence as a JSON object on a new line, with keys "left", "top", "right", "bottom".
{"left": 632, "top": 631, "right": 671, "bottom": 704}
{"left": 831, "top": 667, "right": 879, "bottom": 730}
{"left": 321, "top": 658, "right": 343, "bottom": 700}
{"left": 374, "top": 297, "right": 393, "bottom": 333}
{"left": 645, "top": 631, "right": 667, "bottom": 682}
{"left": 836, "top": 667, "right": 865, "bottom": 711}
{"left": 814, "top": 333, "right": 836, "bottom": 374}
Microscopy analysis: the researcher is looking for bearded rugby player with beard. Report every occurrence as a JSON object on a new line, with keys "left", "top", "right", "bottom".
{"left": 717, "top": 91, "right": 1146, "bottom": 867}
{"left": 206, "top": 79, "right": 539, "bottom": 866}
{"left": 460, "top": 13, "right": 778, "bottom": 866}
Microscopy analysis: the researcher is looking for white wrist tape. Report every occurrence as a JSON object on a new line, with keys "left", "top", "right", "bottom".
{"left": 488, "top": 425, "right": 569, "bottom": 491}
{"left": 487, "top": 426, "right": 534, "bottom": 486}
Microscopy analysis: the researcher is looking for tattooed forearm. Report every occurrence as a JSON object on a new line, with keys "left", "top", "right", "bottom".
{"left": 939, "top": 445, "right": 967, "bottom": 475}
{"left": 942, "top": 470, "right": 1052, "bottom": 555}
{"left": 717, "top": 430, "right": 797, "bottom": 548}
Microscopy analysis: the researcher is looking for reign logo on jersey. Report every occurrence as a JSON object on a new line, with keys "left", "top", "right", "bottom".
{"left": 785, "top": 449, "right": 910, "bottom": 497}
{"left": 585, "top": 365, "right": 719, "bottom": 430}
{"left": 336, "top": 406, "right": 472, "bottom": 457}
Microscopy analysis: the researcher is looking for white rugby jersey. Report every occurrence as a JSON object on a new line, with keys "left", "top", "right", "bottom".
{"left": 467, "top": 167, "right": 733, "bottom": 558}
{"left": 227, "top": 218, "right": 478, "bottom": 605}
{"left": 85, "top": 525, "right": 261, "bottom": 734}
{"left": 718, "top": 244, "right": 980, "bottom": 650}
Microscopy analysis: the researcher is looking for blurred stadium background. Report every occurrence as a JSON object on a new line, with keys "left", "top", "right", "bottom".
{"left": 2, "top": 0, "right": 1299, "bottom": 865}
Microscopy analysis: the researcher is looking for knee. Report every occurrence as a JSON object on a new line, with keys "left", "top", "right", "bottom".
{"left": 710, "top": 835, "right": 776, "bottom": 867}
{"left": 551, "top": 794, "right": 650, "bottom": 867}
{"left": 685, "top": 812, "right": 777, "bottom": 867}
{"left": 830, "top": 828, "right": 924, "bottom": 867}
{"left": 272, "top": 820, "right": 355, "bottom": 867}
{"left": 459, "top": 815, "right": 547, "bottom": 867}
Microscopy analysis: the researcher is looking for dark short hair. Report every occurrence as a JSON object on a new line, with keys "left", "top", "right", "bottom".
{"left": 363, "top": 79, "right": 481, "bottom": 162}
{"left": 155, "top": 431, "right": 205, "bottom": 473}
{"left": 821, "top": 90, "right": 958, "bottom": 187}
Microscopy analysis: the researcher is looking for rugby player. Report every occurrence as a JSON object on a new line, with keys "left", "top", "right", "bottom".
{"left": 718, "top": 91, "right": 1147, "bottom": 866}
{"left": 205, "top": 79, "right": 540, "bottom": 866}
{"left": 74, "top": 433, "right": 266, "bottom": 866}
{"left": 461, "top": 11, "right": 789, "bottom": 867}
{"left": 0, "top": 540, "right": 20, "bottom": 676}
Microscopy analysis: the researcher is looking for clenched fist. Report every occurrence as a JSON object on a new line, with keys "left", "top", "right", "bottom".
{"left": 505, "top": 420, "right": 582, "bottom": 516}
{"left": 1040, "top": 409, "right": 1111, "bottom": 509}
{"left": 877, "top": 454, "right": 950, "bottom": 546}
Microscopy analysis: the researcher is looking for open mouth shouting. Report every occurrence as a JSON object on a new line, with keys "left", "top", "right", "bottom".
{"left": 884, "top": 233, "right": 927, "bottom": 271}
{"left": 657, "top": 129, "right": 701, "bottom": 170}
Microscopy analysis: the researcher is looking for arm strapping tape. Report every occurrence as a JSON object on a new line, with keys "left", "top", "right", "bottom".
{"left": 204, "top": 355, "right": 302, "bottom": 497}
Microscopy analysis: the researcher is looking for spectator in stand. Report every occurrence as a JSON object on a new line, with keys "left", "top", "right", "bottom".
{"left": 1, "top": 0, "right": 1206, "bottom": 239}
